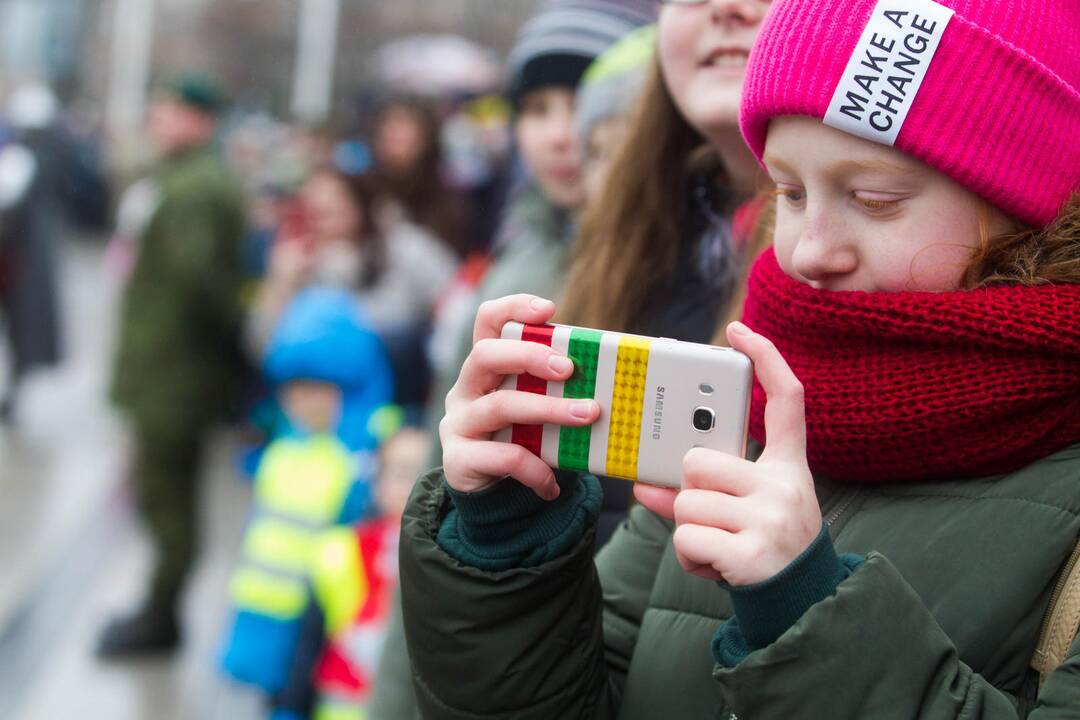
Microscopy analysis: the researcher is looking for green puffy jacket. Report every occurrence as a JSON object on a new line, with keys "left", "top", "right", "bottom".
{"left": 400, "top": 444, "right": 1080, "bottom": 719}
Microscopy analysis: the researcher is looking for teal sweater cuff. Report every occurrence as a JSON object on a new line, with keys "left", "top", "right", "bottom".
{"left": 712, "top": 525, "right": 864, "bottom": 667}
{"left": 437, "top": 472, "right": 601, "bottom": 572}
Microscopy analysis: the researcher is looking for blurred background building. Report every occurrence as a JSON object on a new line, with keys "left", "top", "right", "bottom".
{"left": 1, "top": 0, "right": 536, "bottom": 161}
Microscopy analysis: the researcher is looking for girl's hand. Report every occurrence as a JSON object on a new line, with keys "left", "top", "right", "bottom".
{"left": 634, "top": 322, "right": 822, "bottom": 586}
{"left": 268, "top": 237, "right": 315, "bottom": 289}
{"left": 441, "top": 295, "right": 600, "bottom": 500}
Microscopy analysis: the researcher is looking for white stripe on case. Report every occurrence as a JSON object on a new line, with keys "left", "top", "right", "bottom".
{"left": 588, "top": 331, "right": 620, "bottom": 475}
{"left": 493, "top": 321, "right": 524, "bottom": 445}
{"left": 541, "top": 325, "right": 572, "bottom": 466}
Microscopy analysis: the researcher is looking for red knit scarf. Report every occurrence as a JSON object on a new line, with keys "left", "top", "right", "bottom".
{"left": 741, "top": 248, "right": 1080, "bottom": 482}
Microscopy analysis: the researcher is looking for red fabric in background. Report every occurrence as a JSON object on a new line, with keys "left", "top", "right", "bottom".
{"left": 741, "top": 248, "right": 1080, "bottom": 482}
{"left": 512, "top": 323, "right": 555, "bottom": 457}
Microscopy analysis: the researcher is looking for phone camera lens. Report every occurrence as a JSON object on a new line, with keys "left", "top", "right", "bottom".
{"left": 692, "top": 407, "right": 715, "bottom": 433}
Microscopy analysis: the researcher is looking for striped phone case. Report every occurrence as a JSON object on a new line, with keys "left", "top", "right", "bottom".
{"left": 494, "top": 322, "right": 753, "bottom": 488}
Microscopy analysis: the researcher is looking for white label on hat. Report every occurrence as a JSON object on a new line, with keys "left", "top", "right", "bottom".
{"left": 824, "top": 0, "right": 954, "bottom": 146}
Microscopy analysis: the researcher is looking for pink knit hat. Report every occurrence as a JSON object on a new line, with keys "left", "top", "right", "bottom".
{"left": 740, "top": 0, "right": 1080, "bottom": 228}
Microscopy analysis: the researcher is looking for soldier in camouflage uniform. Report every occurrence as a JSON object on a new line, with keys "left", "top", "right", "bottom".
{"left": 98, "top": 76, "right": 247, "bottom": 657}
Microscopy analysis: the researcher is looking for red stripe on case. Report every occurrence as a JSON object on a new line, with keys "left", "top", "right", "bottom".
{"left": 512, "top": 324, "right": 555, "bottom": 457}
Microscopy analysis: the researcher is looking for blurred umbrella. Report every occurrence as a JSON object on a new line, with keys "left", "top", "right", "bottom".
{"left": 373, "top": 34, "right": 503, "bottom": 98}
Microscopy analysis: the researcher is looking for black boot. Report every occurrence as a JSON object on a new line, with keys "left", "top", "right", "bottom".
{"left": 96, "top": 604, "right": 180, "bottom": 659}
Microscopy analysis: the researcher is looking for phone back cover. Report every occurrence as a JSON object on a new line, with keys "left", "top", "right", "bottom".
{"left": 495, "top": 322, "right": 751, "bottom": 487}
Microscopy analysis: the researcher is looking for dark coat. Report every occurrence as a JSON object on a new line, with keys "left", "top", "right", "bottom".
{"left": 400, "top": 444, "right": 1080, "bottom": 719}
{"left": 0, "top": 141, "right": 61, "bottom": 376}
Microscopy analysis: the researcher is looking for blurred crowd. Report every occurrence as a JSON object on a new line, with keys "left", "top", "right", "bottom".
{"left": 0, "top": 0, "right": 672, "bottom": 717}
{"left": 2, "top": 0, "right": 749, "bottom": 717}
{"left": 0, "top": 80, "right": 110, "bottom": 420}
{"left": 203, "top": 3, "right": 661, "bottom": 713}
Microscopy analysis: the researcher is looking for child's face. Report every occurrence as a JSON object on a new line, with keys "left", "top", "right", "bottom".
{"left": 515, "top": 87, "right": 584, "bottom": 210}
{"left": 302, "top": 172, "right": 362, "bottom": 245}
{"left": 582, "top": 117, "right": 630, "bottom": 205}
{"left": 376, "top": 429, "right": 431, "bottom": 519}
{"left": 281, "top": 380, "right": 342, "bottom": 434}
{"left": 658, "top": 0, "right": 770, "bottom": 140}
{"left": 764, "top": 116, "right": 1016, "bottom": 293}
{"left": 374, "top": 106, "right": 428, "bottom": 176}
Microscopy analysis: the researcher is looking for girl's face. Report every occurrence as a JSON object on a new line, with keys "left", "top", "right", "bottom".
{"left": 658, "top": 0, "right": 771, "bottom": 138}
{"left": 281, "top": 380, "right": 341, "bottom": 434}
{"left": 582, "top": 117, "right": 630, "bottom": 205}
{"left": 765, "top": 116, "right": 1016, "bottom": 293}
{"left": 302, "top": 172, "right": 362, "bottom": 245}
{"left": 515, "top": 86, "right": 584, "bottom": 210}
{"left": 375, "top": 106, "right": 428, "bottom": 176}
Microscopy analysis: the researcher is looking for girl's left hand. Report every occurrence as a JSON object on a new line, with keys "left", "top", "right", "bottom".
{"left": 634, "top": 322, "right": 822, "bottom": 586}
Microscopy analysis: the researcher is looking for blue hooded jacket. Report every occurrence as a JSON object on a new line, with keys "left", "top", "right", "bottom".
{"left": 220, "top": 288, "right": 394, "bottom": 693}
{"left": 264, "top": 286, "right": 394, "bottom": 453}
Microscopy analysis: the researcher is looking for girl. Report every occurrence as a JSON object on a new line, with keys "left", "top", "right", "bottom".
{"left": 247, "top": 167, "right": 456, "bottom": 406}
{"left": 557, "top": 0, "right": 776, "bottom": 545}
{"left": 424, "top": 0, "right": 655, "bottom": 457}
{"left": 370, "top": 98, "right": 475, "bottom": 258}
{"left": 401, "top": 0, "right": 1080, "bottom": 718}
{"left": 559, "top": 0, "right": 770, "bottom": 340}
{"left": 249, "top": 168, "right": 456, "bottom": 344}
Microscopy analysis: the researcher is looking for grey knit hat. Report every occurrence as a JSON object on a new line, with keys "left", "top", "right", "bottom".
{"left": 506, "top": 0, "right": 656, "bottom": 107}
{"left": 576, "top": 24, "right": 655, "bottom": 142}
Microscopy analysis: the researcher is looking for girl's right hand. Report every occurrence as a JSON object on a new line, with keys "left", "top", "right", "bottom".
{"left": 441, "top": 295, "right": 600, "bottom": 501}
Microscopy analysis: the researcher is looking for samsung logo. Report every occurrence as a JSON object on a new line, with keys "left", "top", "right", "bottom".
{"left": 652, "top": 386, "right": 665, "bottom": 440}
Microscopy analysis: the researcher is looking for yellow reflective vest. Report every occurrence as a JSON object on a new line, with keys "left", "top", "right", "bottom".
{"left": 229, "top": 433, "right": 353, "bottom": 621}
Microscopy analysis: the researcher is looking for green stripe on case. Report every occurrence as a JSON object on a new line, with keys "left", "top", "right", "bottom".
{"left": 559, "top": 328, "right": 602, "bottom": 472}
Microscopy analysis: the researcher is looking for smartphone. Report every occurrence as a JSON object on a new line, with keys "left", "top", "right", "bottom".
{"left": 494, "top": 322, "right": 753, "bottom": 488}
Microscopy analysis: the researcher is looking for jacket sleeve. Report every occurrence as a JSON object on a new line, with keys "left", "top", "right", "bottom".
{"left": 158, "top": 188, "right": 242, "bottom": 323}
{"left": 712, "top": 551, "right": 1080, "bottom": 718}
{"left": 399, "top": 469, "right": 615, "bottom": 719}
{"left": 593, "top": 503, "right": 675, "bottom": 707}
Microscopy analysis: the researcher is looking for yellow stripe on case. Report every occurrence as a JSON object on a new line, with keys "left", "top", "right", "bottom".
{"left": 605, "top": 336, "right": 651, "bottom": 479}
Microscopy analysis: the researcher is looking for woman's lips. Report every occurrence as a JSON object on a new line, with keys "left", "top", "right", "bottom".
{"left": 548, "top": 166, "right": 580, "bottom": 183}
{"left": 701, "top": 48, "right": 750, "bottom": 69}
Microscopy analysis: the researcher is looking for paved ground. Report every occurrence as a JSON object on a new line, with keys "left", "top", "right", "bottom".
{"left": 0, "top": 239, "right": 262, "bottom": 720}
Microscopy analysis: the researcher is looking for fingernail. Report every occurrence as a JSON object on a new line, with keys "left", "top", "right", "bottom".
{"left": 729, "top": 321, "right": 750, "bottom": 337}
{"left": 570, "top": 401, "right": 594, "bottom": 419}
{"left": 546, "top": 477, "right": 561, "bottom": 500}
{"left": 530, "top": 298, "right": 552, "bottom": 312}
{"left": 549, "top": 355, "right": 573, "bottom": 374}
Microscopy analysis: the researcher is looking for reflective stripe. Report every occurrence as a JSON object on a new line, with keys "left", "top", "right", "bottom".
{"left": 237, "top": 557, "right": 307, "bottom": 584}
{"left": 313, "top": 694, "right": 365, "bottom": 720}
{"left": 229, "top": 434, "right": 354, "bottom": 619}
{"left": 251, "top": 506, "right": 330, "bottom": 534}
{"left": 229, "top": 567, "right": 307, "bottom": 619}
{"left": 310, "top": 528, "right": 366, "bottom": 636}
{"left": 243, "top": 517, "right": 320, "bottom": 575}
